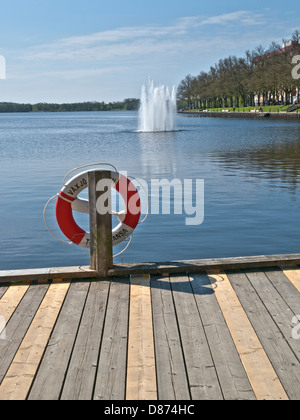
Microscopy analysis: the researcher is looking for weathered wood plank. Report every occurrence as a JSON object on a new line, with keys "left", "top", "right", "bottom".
{"left": 93, "top": 278, "right": 130, "bottom": 401}
{"left": 61, "top": 280, "right": 110, "bottom": 400}
{"left": 0, "top": 266, "right": 97, "bottom": 283}
{"left": 169, "top": 275, "right": 223, "bottom": 400}
{"left": 0, "top": 283, "right": 50, "bottom": 385}
{"left": 28, "top": 281, "right": 90, "bottom": 400}
{"left": 151, "top": 276, "right": 190, "bottom": 400}
{"left": 208, "top": 271, "right": 288, "bottom": 400}
{"left": 2, "top": 254, "right": 300, "bottom": 283}
{"left": 246, "top": 269, "right": 300, "bottom": 363}
{"left": 0, "top": 280, "right": 70, "bottom": 400}
{"left": 0, "top": 268, "right": 51, "bottom": 284}
{"left": 108, "top": 254, "right": 300, "bottom": 277}
{"left": 0, "top": 285, "right": 9, "bottom": 340}
{"left": 88, "top": 170, "right": 113, "bottom": 277}
{"left": 126, "top": 275, "right": 157, "bottom": 401}
{"left": 190, "top": 273, "right": 255, "bottom": 400}
{"left": 228, "top": 270, "right": 300, "bottom": 400}
{"left": 245, "top": 270, "right": 300, "bottom": 348}
{"left": 282, "top": 266, "right": 300, "bottom": 292}
{"left": 0, "top": 284, "right": 9, "bottom": 299}
{"left": 264, "top": 268, "right": 300, "bottom": 316}
{"left": 245, "top": 269, "right": 297, "bottom": 338}
{"left": 0, "top": 284, "right": 30, "bottom": 326}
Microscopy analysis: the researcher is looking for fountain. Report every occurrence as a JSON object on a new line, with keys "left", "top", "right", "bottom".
{"left": 138, "top": 80, "right": 177, "bottom": 132}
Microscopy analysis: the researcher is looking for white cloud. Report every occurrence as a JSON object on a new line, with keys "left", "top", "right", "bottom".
{"left": 22, "top": 24, "right": 185, "bottom": 61}
{"left": 3, "top": 9, "right": 295, "bottom": 102}
{"left": 21, "top": 11, "right": 268, "bottom": 63}
{"left": 198, "top": 10, "right": 267, "bottom": 26}
{"left": 11, "top": 65, "right": 132, "bottom": 81}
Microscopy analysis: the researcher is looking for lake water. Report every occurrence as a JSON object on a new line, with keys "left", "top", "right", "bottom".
{"left": 0, "top": 111, "right": 300, "bottom": 270}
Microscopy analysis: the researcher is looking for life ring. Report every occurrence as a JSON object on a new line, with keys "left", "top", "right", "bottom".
{"left": 55, "top": 170, "right": 141, "bottom": 248}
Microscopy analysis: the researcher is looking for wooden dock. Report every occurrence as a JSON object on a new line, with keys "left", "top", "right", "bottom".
{"left": 1, "top": 263, "right": 300, "bottom": 400}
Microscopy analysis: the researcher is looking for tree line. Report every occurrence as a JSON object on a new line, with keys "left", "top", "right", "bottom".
{"left": 0, "top": 98, "right": 140, "bottom": 113}
{"left": 177, "top": 31, "right": 300, "bottom": 109}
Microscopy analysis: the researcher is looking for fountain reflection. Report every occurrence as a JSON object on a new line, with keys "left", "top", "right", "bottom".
{"left": 138, "top": 131, "right": 178, "bottom": 177}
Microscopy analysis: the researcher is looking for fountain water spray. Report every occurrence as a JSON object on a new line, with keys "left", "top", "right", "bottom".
{"left": 138, "top": 80, "right": 177, "bottom": 132}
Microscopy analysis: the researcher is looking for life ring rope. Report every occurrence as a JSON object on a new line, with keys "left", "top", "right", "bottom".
{"left": 62, "top": 162, "right": 118, "bottom": 186}
{"left": 43, "top": 193, "right": 74, "bottom": 245}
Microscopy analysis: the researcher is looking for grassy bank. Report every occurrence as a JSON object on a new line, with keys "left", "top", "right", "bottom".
{"left": 186, "top": 105, "right": 299, "bottom": 113}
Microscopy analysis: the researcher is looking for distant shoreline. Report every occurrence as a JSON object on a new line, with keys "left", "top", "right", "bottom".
{"left": 0, "top": 99, "right": 140, "bottom": 113}
{"left": 178, "top": 111, "right": 300, "bottom": 120}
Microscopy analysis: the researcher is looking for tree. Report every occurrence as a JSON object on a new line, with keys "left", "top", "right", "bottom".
{"left": 177, "top": 74, "right": 195, "bottom": 108}
{"left": 178, "top": 31, "right": 300, "bottom": 110}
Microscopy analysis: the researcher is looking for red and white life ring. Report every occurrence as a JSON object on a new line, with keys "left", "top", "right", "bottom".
{"left": 55, "top": 170, "right": 141, "bottom": 248}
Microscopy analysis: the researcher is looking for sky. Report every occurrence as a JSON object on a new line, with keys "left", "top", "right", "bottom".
{"left": 0, "top": 0, "right": 299, "bottom": 103}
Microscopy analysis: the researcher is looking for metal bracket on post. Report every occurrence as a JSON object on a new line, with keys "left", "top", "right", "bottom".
{"left": 88, "top": 170, "right": 113, "bottom": 278}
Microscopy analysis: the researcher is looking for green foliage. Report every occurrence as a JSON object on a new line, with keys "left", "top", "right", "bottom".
{"left": 177, "top": 31, "right": 300, "bottom": 110}
{"left": 0, "top": 102, "right": 32, "bottom": 113}
{"left": 0, "top": 98, "right": 140, "bottom": 113}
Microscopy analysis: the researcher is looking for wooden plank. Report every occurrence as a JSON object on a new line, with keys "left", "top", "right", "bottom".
{"left": 0, "top": 284, "right": 9, "bottom": 300}
{"left": 0, "top": 280, "right": 70, "bottom": 400}
{"left": 61, "top": 280, "right": 110, "bottom": 400}
{"left": 169, "top": 275, "right": 223, "bottom": 400}
{"left": 93, "top": 278, "right": 130, "bottom": 400}
{"left": 258, "top": 269, "right": 300, "bottom": 364}
{"left": 264, "top": 268, "right": 300, "bottom": 316}
{"left": 208, "top": 271, "right": 289, "bottom": 400}
{"left": 28, "top": 281, "right": 90, "bottom": 400}
{"left": 0, "top": 286, "right": 8, "bottom": 339}
{"left": 126, "top": 275, "right": 157, "bottom": 401}
{"left": 0, "top": 283, "right": 49, "bottom": 384}
{"left": 281, "top": 266, "right": 300, "bottom": 292}
{"left": 0, "top": 266, "right": 97, "bottom": 283}
{"left": 2, "top": 253, "right": 300, "bottom": 283}
{"left": 245, "top": 269, "right": 297, "bottom": 337}
{"left": 151, "top": 276, "right": 190, "bottom": 400}
{"left": 88, "top": 170, "right": 113, "bottom": 277}
{"left": 0, "top": 269, "right": 51, "bottom": 284}
{"left": 228, "top": 270, "right": 300, "bottom": 400}
{"left": 108, "top": 254, "right": 300, "bottom": 277}
{"left": 0, "top": 284, "right": 30, "bottom": 326}
{"left": 190, "top": 273, "right": 255, "bottom": 400}
{"left": 247, "top": 269, "right": 300, "bottom": 364}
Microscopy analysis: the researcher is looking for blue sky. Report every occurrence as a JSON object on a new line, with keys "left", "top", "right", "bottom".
{"left": 0, "top": 0, "right": 299, "bottom": 103}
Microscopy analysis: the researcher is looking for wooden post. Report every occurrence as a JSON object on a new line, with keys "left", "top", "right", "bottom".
{"left": 88, "top": 170, "right": 113, "bottom": 277}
